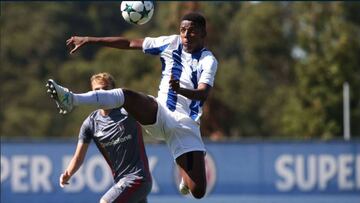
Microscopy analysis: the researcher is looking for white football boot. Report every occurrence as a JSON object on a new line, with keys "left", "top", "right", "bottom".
{"left": 46, "top": 79, "right": 74, "bottom": 114}
{"left": 179, "top": 178, "right": 190, "bottom": 195}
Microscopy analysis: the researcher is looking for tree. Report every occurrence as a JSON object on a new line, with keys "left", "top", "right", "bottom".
{"left": 278, "top": 2, "right": 360, "bottom": 139}
{"left": 2, "top": 2, "right": 359, "bottom": 139}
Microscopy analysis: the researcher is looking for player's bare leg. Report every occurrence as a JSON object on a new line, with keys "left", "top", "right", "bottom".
{"left": 122, "top": 88, "right": 157, "bottom": 125}
{"left": 176, "top": 151, "right": 206, "bottom": 199}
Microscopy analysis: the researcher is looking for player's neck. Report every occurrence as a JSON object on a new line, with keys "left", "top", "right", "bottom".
{"left": 185, "top": 45, "right": 204, "bottom": 54}
{"left": 100, "top": 109, "right": 111, "bottom": 116}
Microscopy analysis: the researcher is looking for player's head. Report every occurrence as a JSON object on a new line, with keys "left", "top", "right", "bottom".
{"left": 180, "top": 12, "right": 207, "bottom": 53}
{"left": 90, "top": 72, "right": 116, "bottom": 91}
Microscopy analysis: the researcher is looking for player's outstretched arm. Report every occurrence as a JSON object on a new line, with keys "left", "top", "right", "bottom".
{"left": 59, "top": 142, "right": 89, "bottom": 187}
{"left": 66, "top": 36, "right": 144, "bottom": 54}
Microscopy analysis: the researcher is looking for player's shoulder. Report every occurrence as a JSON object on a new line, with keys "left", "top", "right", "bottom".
{"left": 88, "top": 110, "right": 100, "bottom": 120}
{"left": 201, "top": 47, "right": 215, "bottom": 57}
{"left": 170, "top": 34, "right": 180, "bottom": 41}
{"left": 143, "top": 34, "right": 179, "bottom": 54}
{"left": 79, "top": 110, "right": 98, "bottom": 132}
{"left": 120, "top": 108, "right": 138, "bottom": 124}
{"left": 200, "top": 49, "right": 218, "bottom": 64}
{"left": 111, "top": 108, "right": 137, "bottom": 123}
{"left": 120, "top": 108, "right": 129, "bottom": 115}
{"left": 82, "top": 110, "right": 96, "bottom": 124}
{"left": 110, "top": 107, "right": 129, "bottom": 117}
{"left": 146, "top": 34, "right": 178, "bottom": 43}
{"left": 157, "top": 34, "right": 179, "bottom": 40}
{"left": 161, "top": 34, "right": 179, "bottom": 47}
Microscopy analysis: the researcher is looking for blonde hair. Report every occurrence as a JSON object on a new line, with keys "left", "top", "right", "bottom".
{"left": 90, "top": 72, "right": 116, "bottom": 89}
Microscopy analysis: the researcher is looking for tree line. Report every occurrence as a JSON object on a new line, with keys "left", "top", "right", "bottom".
{"left": 1, "top": 2, "right": 359, "bottom": 140}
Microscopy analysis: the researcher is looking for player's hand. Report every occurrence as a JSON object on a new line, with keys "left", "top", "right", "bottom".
{"left": 169, "top": 75, "right": 180, "bottom": 93}
{"left": 66, "top": 36, "right": 89, "bottom": 54}
{"left": 59, "top": 170, "right": 71, "bottom": 188}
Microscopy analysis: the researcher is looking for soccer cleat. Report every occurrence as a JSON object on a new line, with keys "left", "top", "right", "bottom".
{"left": 179, "top": 178, "right": 190, "bottom": 195}
{"left": 46, "top": 79, "right": 74, "bottom": 114}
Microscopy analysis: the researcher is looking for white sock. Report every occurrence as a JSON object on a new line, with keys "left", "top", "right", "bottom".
{"left": 73, "top": 88, "right": 124, "bottom": 109}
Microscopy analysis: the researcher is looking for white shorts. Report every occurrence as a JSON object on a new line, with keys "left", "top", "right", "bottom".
{"left": 142, "top": 99, "right": 206, "bottom": 160}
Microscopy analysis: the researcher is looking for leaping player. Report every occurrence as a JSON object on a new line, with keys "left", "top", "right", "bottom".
{"left": 47, "top": 12, "right": 217, "bottom": 199}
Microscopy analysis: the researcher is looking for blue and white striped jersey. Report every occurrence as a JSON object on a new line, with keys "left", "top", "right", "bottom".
{"left": 142, "top": 35, "right": 218, "bottom": 122}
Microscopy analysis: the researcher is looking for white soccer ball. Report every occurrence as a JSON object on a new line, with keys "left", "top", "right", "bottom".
{"left": 120, "top": 1, "right": 154, "bottom": 25}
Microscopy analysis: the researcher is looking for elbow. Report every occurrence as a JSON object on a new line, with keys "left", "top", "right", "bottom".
{"left": 200, "top": 88, "right": 211, "bottom": 102}
{"left": 75, "top": 157, "right": 85, "bottom": 165}
{"left": 199, "top": 93, "right": 208, "bottom": 103}
{"left": 197, "top": 84, "right": 211, "bottom": 102}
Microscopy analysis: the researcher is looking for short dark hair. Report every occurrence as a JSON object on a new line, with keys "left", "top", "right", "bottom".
{"left": 181, "top": 12, "right": 206, "bottom": 31}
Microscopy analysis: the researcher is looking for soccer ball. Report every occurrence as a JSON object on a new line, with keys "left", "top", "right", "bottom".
{"left": 120, "top": 1, "right": 154, "bottom": 25}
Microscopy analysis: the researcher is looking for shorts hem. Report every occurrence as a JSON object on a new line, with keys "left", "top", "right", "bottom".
{"left": 173, "top": 147, "right": 206, "bottom": 160}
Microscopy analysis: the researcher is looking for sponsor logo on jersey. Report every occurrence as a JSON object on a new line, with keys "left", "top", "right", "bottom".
{"left": 102, "top": 134, "right": 133, "bottom": 147}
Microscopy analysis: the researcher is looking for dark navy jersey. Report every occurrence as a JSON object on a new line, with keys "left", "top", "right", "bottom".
{"left": 79, "top": 108, "right": 151, "bottom": 183}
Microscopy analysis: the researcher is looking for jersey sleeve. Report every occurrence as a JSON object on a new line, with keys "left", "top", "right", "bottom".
{"left": 142, "top": 35, "right": 176, "bottom": 55}
{"left": 198, "top": 54, "right": 218, "bottom": 87}
{"left": 78, "top": 116, "right": 94, "bottom": 144}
